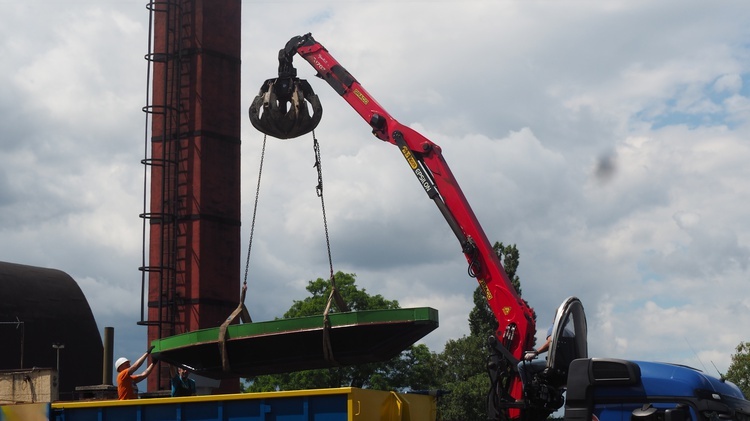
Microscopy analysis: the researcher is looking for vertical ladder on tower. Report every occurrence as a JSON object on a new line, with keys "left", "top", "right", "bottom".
{"left": 139, "top": 0, "right": 190, "bottom": 389}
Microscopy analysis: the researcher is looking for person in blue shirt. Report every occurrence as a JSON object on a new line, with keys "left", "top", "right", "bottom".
{"left": 517, "top": 317, "right": 577, "bottom": 397}
{"left": 171, "top": 366, "right": 197, "bottom": 397}
{"left": 517, "top": 324, "right": 553, "bottom": 389}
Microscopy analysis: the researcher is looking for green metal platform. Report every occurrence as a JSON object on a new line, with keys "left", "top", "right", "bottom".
{"left": 151, "top": 307, "right": 439, "bottom": 378}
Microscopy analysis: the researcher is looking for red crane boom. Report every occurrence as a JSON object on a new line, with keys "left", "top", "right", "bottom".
{"left": 250, "top": 33, "right": 541, "bottom": 419}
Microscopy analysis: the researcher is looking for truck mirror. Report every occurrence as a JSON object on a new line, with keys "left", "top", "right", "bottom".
{"left": 632, "top": 404, "right": 690, "bottom": 421}
{"left": 632, "top": 404, "right": 658, "bottom": 421}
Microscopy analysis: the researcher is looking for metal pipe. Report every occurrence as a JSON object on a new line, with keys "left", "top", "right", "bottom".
{"left": 103, "top": 327, "right": 114, "bottom": 385}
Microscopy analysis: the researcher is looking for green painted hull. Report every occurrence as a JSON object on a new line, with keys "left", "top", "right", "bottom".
{"left": 151, "top": 307, "right": 438, "bottom": 378}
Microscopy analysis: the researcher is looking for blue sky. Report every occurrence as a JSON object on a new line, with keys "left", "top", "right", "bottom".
{"left": 643, "top": 74, "right": 749, "bottom": 129}
{"left": 1, "top": 0, "right": 750, "bottom": 388}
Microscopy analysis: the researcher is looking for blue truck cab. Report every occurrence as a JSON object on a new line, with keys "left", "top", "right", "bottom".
{"left": 564, "top": 358, "right": 750, "bottom": 421}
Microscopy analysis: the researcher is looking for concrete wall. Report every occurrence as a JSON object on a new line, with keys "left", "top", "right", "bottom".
{"left": 0, "top": 368, "right": 58, "bottom": 404}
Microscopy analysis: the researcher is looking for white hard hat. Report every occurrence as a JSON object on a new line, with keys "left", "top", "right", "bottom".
{"left": 115, "top": 357, "right": 130, "bottom": 371}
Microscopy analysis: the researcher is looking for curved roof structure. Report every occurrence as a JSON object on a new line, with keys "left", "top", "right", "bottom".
{"left": 0, "top": 261, "right": 102, "bottom": 399}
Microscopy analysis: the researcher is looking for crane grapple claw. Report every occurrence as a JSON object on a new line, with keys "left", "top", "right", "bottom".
{"left": 249, "top": 77, "right": 322, "bottom": 139}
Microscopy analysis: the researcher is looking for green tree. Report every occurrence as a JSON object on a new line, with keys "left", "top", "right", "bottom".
{"left": 436, "top": 334, "right": 490, "bottom": 420}
{"left": 244, "top": 272, "right": 442, "bottom": 392}
{"left": 468, "top": 242, "right": 520, "bottom": 337}
{"left": 283, "top": 272, "right": 399, "bottom": 317}
{"left": 726, "top": 341, "right": 750, "bottom": 398}
{"left": 436, "top": 241, "right": 531, "bottom": 420}
{"left": 494, "top": 242, "right": 521, "bottom": 295}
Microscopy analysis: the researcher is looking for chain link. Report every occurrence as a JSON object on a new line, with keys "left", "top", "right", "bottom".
{"left": 313, "top": 132, "right": 335, "bottom": 282}
{"left": 243, "top": 134, "right": 268, "bottom": 286}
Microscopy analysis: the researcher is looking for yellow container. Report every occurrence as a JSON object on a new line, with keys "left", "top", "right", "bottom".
{"left": 50, "top": 387, "right": 436, "bottom": 421}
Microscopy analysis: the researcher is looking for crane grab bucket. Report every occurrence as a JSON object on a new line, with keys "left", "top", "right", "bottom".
{"left": 249, "top": 77, "right": 322, "bottom": 139}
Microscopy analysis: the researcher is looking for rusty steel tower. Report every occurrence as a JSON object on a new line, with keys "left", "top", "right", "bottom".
{"left": 140, "top": 0, "right": 242, "bottom": 393}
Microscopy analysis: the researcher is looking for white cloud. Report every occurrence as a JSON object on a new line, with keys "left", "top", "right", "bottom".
{"left": 2, "top": 0, "right": 750, "bottom": 389}
{"left": 714, "top": 74, "right": 743, "bottom": 94}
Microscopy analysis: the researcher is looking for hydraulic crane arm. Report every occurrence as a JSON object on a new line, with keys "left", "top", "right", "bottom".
{"left": 280, "top": 32, "right": 536, "bottom": 347}
{"left": 254, "top": 33, "right": 538, "bottom": 416}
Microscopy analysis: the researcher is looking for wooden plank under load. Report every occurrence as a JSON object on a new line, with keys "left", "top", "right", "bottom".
{"left": 151, "top": 307, "right": 438, "bottom": 378}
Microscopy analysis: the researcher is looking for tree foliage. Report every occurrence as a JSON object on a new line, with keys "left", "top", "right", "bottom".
{"left": 244, "top": 272, "right": 442, "bottom": 393}
{"left": 494, "top": 242, "right": 522, "bottom": 295}
{"left": 436, "top": 241, "right": 531, "bottom": 420}
{"left": 243, "top": 241, "right": 535, "bottom": 421}
{"left": 283, "top": 272, "right": 399, "bottom": 317}
{"left": 469, "top": 285, "right": 498, "bottom": 338}
{"left": 435, "top": 334, "right": 491, "bottom": 420}
{"left": 726, "top": 341, "right": 750, "bottom": 398}
{"left": 468, "top": 242, "right": 519, "bottom": 337}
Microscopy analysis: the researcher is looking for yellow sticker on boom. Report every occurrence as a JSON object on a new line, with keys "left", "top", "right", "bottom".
{"left": 353, "top": 89, "right": 369, "bottom": 105}
{"left": 478, "top": 279, "right": 493, "bottom": 300}
{"left": 400, "top": 146, "right": 418, "bottom": 169}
